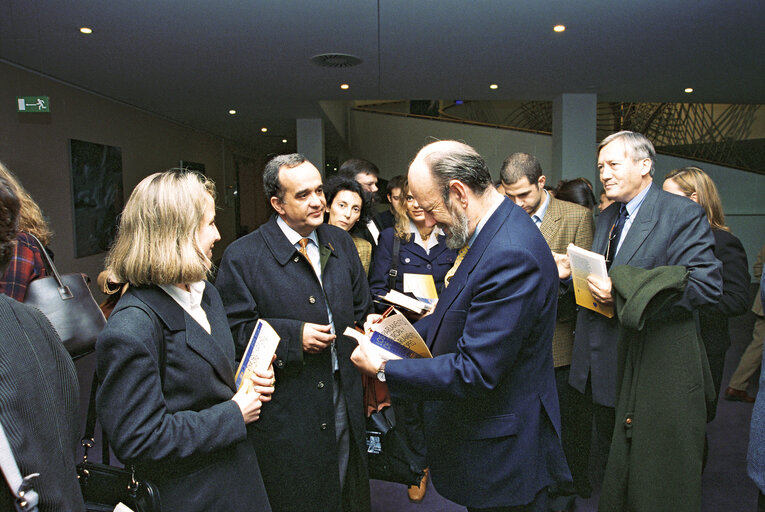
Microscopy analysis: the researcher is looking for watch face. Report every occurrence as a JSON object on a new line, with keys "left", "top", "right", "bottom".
{"left": 376, "top": 370, "right": 386, "bottom": 382}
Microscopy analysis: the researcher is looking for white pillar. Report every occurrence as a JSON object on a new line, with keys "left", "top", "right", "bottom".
{"left": 297, "top": 118, "right": 325, "bottom": 176}
{"left": 552, "top": 94, "right": 598, "bottom": 187}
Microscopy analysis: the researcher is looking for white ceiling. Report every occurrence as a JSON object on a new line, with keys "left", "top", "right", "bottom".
{"left": 2, "top": 0, "right": 764, "bottom": 145}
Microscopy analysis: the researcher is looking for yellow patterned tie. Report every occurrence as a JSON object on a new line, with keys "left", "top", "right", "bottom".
{"left": 298, "top": 238, "right": 313, "bottom": 265}
{"left": 444, "top": 245, "right": 469, "bottom": 288}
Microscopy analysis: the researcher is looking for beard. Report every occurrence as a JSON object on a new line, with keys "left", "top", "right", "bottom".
{"left": 441, "top": 200, "right": 470, "bottom": 249}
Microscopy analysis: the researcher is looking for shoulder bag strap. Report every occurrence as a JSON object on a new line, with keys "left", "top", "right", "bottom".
{"left": 387, "top": 236, "right": 401, "bottom": 291}
{"left": 26, "top": 234, "right": 72, "bottom": 300}
{"left": 0, "top": 422, "right": 39, "bottom": 512}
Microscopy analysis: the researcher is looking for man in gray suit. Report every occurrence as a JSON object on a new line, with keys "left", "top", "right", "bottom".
{"left": 565, "top": 131, "right": 722, "bottom": 487}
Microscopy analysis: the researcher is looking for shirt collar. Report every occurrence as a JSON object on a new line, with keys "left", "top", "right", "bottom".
{"left": 160, "top": 280, "right": 205, "bottom": 309}
{"left": 624, "top": 182, "right": 651, "bottom": 217}
{"left": 468, "top": 194, "right": 504, "bottom": 247}
{"left": 277, "top": 216, "right": 318, "bottom": 248}
{"left": 531, "top": 189, "right": 550, "bottom": 223}
{"left": 408, "top": 219, "right": 442, "bottom": 252}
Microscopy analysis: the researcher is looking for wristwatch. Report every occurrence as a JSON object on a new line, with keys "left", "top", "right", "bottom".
{"left": 376, "top": 360, "right": 387, "bottom": 382}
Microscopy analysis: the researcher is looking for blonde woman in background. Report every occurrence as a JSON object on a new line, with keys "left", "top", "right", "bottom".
{"left": 663, "top": 166, "right": 751, "bottom": 399}
{"left": 0, "top": 161, "right": 53, "bottom": 301}
{"left": 96, "top": 170, "right": 273, "bottom": 511}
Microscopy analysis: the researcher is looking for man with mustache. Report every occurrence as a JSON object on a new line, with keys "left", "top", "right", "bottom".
{"left": 352, "top": 140, "right": 570, "bottom": 512}
{"left": 216, "top": 154, "right": 374, "bottom": 512}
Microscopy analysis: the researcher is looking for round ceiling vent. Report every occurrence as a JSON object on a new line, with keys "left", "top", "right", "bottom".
{"left": 310, "top": 53, "right": 363, "bottom": 68}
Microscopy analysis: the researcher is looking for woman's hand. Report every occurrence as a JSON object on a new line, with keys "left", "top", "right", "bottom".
{"left": 251, "top": 363, "right": 275, "bottom": 403}
{"left": 231, "top": 379, "right": 262, "bottom": 424}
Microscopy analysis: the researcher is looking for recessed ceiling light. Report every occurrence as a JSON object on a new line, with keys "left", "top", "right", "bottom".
{"left": 261, "top": 127, "right": 268, "bottom": 133}
{"left": 282, "top": 139, "right": 288, "bottom": 143}
{"left": 340, "top": 84, "right": 350, "bottom": 90}
{"left": 79, "top": 27, "right": 93, "bottom": 34}
{"left": 489, "top": 84, "right": 499, "bottom": 90}
{"left": 684, "top": 87, "right": 694, "bottom": 93}
{"left": 553, "top": 25, "right": 566, "bottom": 33}
{"left": 228, "top": 109, "right": 236, "bottom": 115}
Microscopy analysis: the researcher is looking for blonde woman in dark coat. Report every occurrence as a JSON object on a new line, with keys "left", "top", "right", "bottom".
{"left": 96, "top": 170, "right": 273, "bottom": 512}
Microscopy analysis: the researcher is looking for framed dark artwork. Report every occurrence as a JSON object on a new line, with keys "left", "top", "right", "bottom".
{"left": 69, "top": 139, "right": 124, "bottom": 258}
{"left": 180, "top": 160, "right": 205, "bottom": 174}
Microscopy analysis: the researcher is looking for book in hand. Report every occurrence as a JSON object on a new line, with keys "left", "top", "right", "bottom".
{"left": 403, "top": 273, "right": 438, "bottom": 307}
{"left": 234, "top": 319, "right": 281, "bottom": 391}
{"left": 566, "top": 244, "right": 614, "bottom": 318}
{"left": 375, "top": 289, "right": 433, "bottom": 316}
{"left": 344, "top": 309, "right": 432, "bottom": 361}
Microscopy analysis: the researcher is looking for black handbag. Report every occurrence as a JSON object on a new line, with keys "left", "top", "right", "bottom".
{"left": 364, "top": 376, "right": 424, "bottom": 486}
{"left": 23, "top": 234, "right": 106, "bottom": 359}
{"left": 78, "top": 372, "right": 161, "bottom": 512}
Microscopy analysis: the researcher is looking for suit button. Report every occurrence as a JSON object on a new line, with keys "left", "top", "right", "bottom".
{"left": 275, "top": 359, "right": 285, "bottom": 368}
{"left": 426, "top": 263, "right": 432, "bottom": 270}
{"left": 404, "top": 257, "right": 410, "bottom": 263}
{"left": 317, "top": 381, "right": 325, "bottom": 389}
{"left": 320, "top": 423, "right": 328, "bottom": 430}
{"left": 293, "top": 256, "right": 300, "bottom": 263}
{"left": 625, "top": 417, "right": 633, "bottom": 426}
{"left": 309, "top": 296, "right": 316, "bottom": 304}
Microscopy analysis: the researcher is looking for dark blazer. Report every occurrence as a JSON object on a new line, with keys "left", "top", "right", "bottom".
{"left": 385, "top": 199, "right": 570, "bottom": 509}
{"left": 215, "top": 217, "right": 372, "bottom": 512}
{"left": 569, "top": 183, "right": 722, "bottom": 407}
{"left": 96, "top": 284, "right": 271, "bottom": 512}
{"left": 0, "top": 295, "right": 84, "bottom": 512}
{"left": 369, "top": 226, "right": 456, "bottom": 299}
{"left": 699, "top": 228, "right": 750, "bottom": 355}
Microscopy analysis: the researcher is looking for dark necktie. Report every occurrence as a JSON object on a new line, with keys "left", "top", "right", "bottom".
{"left": 606, "top": 204, "right": 628, "bottom": 269}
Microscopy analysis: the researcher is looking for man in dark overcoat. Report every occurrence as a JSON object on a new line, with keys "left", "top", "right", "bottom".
{"left": 216, "top": 154, "right": 374, "bottom": 512}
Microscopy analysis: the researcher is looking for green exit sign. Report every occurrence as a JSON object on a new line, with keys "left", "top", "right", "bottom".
{"left": 17, "top": 96, "right": 50, "bottom": 113}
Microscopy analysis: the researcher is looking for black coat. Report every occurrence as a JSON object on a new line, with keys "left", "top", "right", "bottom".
{"left": 0, "top": 295, "right": 84, "bottom": 511}
{"left": 216, "top": 218, "right": 373, "bottom": 512}
{"left": 96, "top": 284, "right": 271, "bottom": 512}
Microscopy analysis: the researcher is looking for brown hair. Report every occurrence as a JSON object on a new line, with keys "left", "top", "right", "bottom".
{"left": 0, "top": 161, "right": 52, "bottom": 245}
{"left": 664, "top": 166, "right": 729, "bottom": 232}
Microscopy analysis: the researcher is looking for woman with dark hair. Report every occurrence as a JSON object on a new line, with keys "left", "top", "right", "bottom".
{"left": 0, "top": 161, "right": 53, "bottom": 301}
{"left": 0, "top": 175, "right": 85, "bottom": 511}
{"left": 324, "top": 174, "right": 373, "bottom": 274}
{"left": 555, "top": 178, "right": 597, "bottom": 211}
{"left": 663, "top": 166, "right": 750, "bottom": 398}
{"left": 96, "top": 170, "right": 273, "bottom": 511}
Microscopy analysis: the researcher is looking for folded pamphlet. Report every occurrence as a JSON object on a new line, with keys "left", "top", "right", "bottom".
{"left": 566, "top": 244, "right": 614, "bottom": 318}
{"left": 234, "top": 319, "right": 281, "bottom": 390}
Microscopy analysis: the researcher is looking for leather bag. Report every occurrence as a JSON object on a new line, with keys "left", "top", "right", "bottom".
{"left": 78, "top": 373, "right": 161, "bottom": 512}
{"left": 23, "top": 234, "right": 106, "bottom": 359}
{"left": 364, "top": 375, "right": 425, "bottom": 486}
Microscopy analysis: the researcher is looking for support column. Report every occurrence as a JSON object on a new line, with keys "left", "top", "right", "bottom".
{"left": 552, "top": 94, "right": 598, "bottom": 188}
{"left": 297, "top": 118, "right": 325, "bottom": 176}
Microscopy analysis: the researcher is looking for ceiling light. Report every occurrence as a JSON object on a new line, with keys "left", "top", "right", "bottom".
{"left": 340, "top": 84, "right": 350, "bottom": 90}
{"left": 553, "top": 25, "right": 566, "bottom": 33}
{"left": 684, "top": 87, "right": 694, "bottom": 93}
{"left": 228, "top": 109, "right": 236, "bottom": 115}
{"left": 79, "top": 27, "right": 93, "bottom": 34}
{"left": 282, "top": 139, "right": 288, "bottom": 143}
{"left": 489, "top": 84, "right": 499, "bottom": 90}
{"left": 261, "top": 127, "right": 268, "bottom": 133}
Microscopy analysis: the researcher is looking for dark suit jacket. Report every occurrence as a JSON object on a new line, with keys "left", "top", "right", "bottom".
{"left": 215, "top": 217, "right": 372, "bottom": 512}
{"left": 385, "top": 199, "right": 570, "bottom": 508}
{"left": 539, "top": 194, "right": 594, "bottom": 367}
{"left": 569, "top": 182, "right": 722, "bottom": 407}
{"left": 699, "top": 228, "right": 750, "bottom": 355}
{"left": 0, "top": 295, "right": 84, "bottom": 512}
{"left": 96, "top": 284, "right": 271, "bottom": 512}
{"left": 369, "top": 226, "right": 457, "bottom": 299}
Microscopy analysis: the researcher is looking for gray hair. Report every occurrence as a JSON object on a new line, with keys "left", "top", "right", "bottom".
{"left": 263, "top": 153, "right": 307, "bottom": 203}
{"left": 500, "top": 152, "right": 543, "bottom": 185}
{"left": 423, "top": 143, "right": 492, "bottom": 204}
{"left": 598, "top": 131, "right": 656, "bottom": 176}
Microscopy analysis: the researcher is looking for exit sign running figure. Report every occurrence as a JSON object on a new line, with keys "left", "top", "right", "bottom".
{"left": 17, "top": 96, "right": 50, "bottom": 113}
